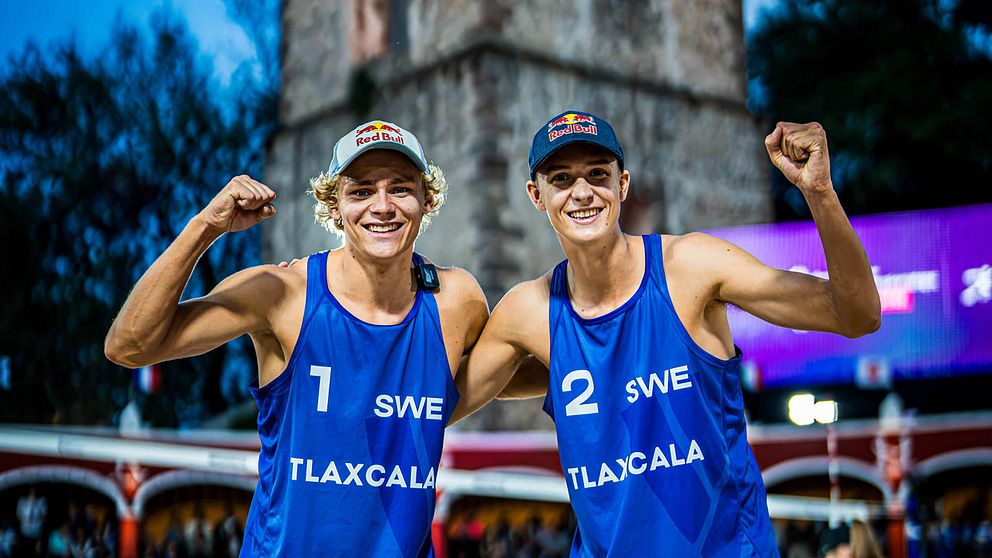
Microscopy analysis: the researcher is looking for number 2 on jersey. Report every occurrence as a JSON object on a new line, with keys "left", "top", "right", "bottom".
{"left": 310, "top": 365, "right": 331, "bottom": 412}
{"left": 562, "top": 369, "right": 599, "bottom": 416}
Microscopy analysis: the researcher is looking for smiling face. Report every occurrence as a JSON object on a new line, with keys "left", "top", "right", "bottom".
{"left": 331, "top": 149, "right": 430, "bottom": 262}
{"left": 527, "top": 142, "right": 630, "bottom": 246}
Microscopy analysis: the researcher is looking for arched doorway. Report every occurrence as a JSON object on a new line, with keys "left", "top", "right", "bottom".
{"left": 0, "top": 466, "right": 127, "bottom": 557}
{"left": 762, "top": 458, "right": 889, "bottom": 558}
{"left": 911, "top": 457, "right": 992, "bottom": 558}
{"left": 134, "top": 471, "right": 254, "bottom": 558}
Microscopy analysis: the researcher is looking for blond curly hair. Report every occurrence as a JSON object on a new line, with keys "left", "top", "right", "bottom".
{"left": 307, "top": 163, "right": 447, "bottom": 237}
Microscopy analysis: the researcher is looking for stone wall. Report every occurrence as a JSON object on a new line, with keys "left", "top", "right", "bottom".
{"left": 265, "top": 0, "right": 771, "bottom": 430}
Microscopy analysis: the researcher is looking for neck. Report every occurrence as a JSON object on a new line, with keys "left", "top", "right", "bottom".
{"left": 332, "top": 243, "right": 417, "bottom": 314}
{"left": 559, "top": 229, "right": 642, "bottom": 307}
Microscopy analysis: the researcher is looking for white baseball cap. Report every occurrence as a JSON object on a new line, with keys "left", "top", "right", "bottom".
{"left": 328, "top": 120, "right": 429, "bottom": 176}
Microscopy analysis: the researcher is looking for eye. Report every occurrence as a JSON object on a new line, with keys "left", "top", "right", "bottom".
{"left": 589, "top": 168, "right": 609, "bottom": 179}
{"left": 551, "top": 173, "right": 570, "bottom": 184}
{"left": 351, "top": 188, "right": 374, "bottom": 198}
{"left": 391, "top": 185, "right": 413, "bottom": 195}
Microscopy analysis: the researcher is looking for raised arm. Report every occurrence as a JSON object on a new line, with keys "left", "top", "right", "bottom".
{"left": 692, "top": 123, "right": 880, "bottom": 337}
{"left": 104, "top": 175, "right": 278, "bottom": 367}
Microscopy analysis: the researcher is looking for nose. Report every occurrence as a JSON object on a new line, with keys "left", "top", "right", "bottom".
{"left": 571, "top": 178, "right": 594, "bottom": 204}
{"left": 369, "top": 188, "right": 394, "bottom": 216}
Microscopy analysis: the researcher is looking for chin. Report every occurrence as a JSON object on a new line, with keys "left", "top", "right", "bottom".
{"left": 360, "top": 241, "right": 409, "bottom": 261}
{"left": 553, "top": 221, "right": 612, "bottom": 246}
{"left": 349, "top": 229, "right": 417, "bottom": 261}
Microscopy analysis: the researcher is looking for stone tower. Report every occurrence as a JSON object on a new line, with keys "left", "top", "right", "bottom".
{"left": 264, "top": 0, "right": 771, "bottom": 430}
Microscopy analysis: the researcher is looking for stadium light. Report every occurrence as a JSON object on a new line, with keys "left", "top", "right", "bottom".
{"left": 814, "top": 400, "right": 838, "bottom": 424}
{"left": 788, "top": 394, "right": 816, "bottom": 426}
{"left": 789, "top": 394, "right": 839, "bottom": 425}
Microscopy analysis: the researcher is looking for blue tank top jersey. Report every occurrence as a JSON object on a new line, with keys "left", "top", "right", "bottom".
{"left": 241, "top": 251, "right": 458, "bottom": 557}
{"left": 543, "top": 235, "right": 778, "bottom": 557}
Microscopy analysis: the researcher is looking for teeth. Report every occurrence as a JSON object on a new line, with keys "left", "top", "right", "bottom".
{"left": 367, "top": 224, "right": 400, "bottom": 232}
{"left": 569, "top": 208, "right": 601, "bottom": 219}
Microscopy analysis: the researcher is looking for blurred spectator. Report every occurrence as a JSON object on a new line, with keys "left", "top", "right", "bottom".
{"left": 534, "top": 517, "right": 571, "bottom": 558}
{"left": 163, "top": 512, "right": 183, "bottom": 555}
{"left": 481, "top": 517, "right": 512, "bottom": 558}
{"left": 48, "top": 522, "right": 71, "bottom": 557}
{"left": 69, "top": 526, "right": 88, "bottom": 558}
{"left": 83, "top": 506, "right": 99, "bottom": 542}
{"left": 818, "top": 524, "right": 850, "bottom": 558}
{"left": 213, "top": 506, "right": 241, "bottom": 558}
{"left": 977, "top": 519, "right": 991, "bottom": 557}
{"left": 0, "top": 517, "right": 17, "bottom": 558}
{"left": 67, "top": 502, "right": 83, "bottom": 540}
{"left": 515, "top": 515, "right": 541, "bottom": 557}
{"left": 849, "top": 520, "right": 882, "bottom": 558}
{"left": 184, "top": 505, "right": 210, "bottom": 558}
{"left": 450, "top": 511, "right": 483, "bottom": 558}
{"left": 99, "top": 519, "right": 117, "bottom": 558}
{"left": 17, "top": 486, "right": 47, "bottom": 554}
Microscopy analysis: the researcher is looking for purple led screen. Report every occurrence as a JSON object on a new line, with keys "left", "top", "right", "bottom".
{"left": 706, "top": 204, "right": 992, "bottom": 390}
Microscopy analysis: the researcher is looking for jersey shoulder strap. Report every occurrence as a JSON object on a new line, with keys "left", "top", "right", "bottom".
{"left": 304, "top": 251, "right": 330, "bottom": 317}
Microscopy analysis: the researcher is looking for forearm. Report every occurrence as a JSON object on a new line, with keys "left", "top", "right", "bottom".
{"left": 806, "top": 188, "right": 881, "bottom": 335}
{"left": 449, "top": 344, "right": 527, "bottom": 425}
{"left": 497, "top": 355, "right": 548, "bottom": 400}
{"left": 105, "top": 215, "right": 222, "bottom": 363}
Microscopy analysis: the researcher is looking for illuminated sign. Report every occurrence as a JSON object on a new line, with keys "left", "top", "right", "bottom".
{"left": 707, "top": 204, "right": 992, "bottom": 389}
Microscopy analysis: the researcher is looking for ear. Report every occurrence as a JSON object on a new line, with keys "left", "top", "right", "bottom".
{"left": 618, "top": 170, "right": 631, "bottom": 202}
{"left": 526, "top": 179, "right": 546, "bottom": 212}
{"left": 330, "top": 205, "right": 342, "bottom": 223}
{"left": 423, "top": 191, "right": 435, "bottom": 215}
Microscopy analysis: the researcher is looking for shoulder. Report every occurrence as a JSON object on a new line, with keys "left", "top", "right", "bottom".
{"left": 239, "top": 257, "right": 309, "bottom": 289}
{"left": 210, "top": 257, "right": 309, "bottom": 310}
{"left": 662, "top": 232, "right": 763, "bottom": 296}
{"left": 433, "top": 265, "right": 489, "bottom": 326}
{"left": 495, "top": 273, "right": 552, "bottom": 313}
{"left": 662, "top": 232, "right": 745, "bottom": 270}
{"left": 435, "top": 266, "right": 487, "bottom": 308}
{"left": 663, "top": 231, "right": 729, "bottom": 257}
{"left": 487, "top": 273, "right": 552, "bottom": 345}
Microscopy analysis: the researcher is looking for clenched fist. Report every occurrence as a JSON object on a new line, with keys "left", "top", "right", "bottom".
{"left": 199, "top": 175, "right": 277, "bottom": 233}
{"left": 764, "top": 122, "right": 833, "bottom": 195}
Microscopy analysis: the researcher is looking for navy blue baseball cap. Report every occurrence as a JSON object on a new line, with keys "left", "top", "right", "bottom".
{"left": 528, "top": 110, "right": 624, "bottom": 178}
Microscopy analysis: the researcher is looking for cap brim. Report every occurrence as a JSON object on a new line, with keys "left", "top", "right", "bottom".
{"left": 333, "top": 142, "right": 428, "bottom": 176}
{"left": 531, "top": 137, "right": 623, "bottom": 178}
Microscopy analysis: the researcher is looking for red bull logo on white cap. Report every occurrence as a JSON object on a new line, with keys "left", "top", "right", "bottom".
{"left": 355, "top": 121, "right": 406, "bottom": 146}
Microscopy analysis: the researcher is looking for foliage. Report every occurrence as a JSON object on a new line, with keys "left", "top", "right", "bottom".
{"left": 0, "top": 8, "right": 277, "bottom": 426}
{"left": 748, "top": 0, "right": 992, "bottom": 219}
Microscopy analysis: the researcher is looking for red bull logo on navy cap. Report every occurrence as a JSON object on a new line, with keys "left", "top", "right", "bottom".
{"left": 329, "top": 120, "right": 428, "bottom": 176}
{"left": 529, "top": 110, "right": 624, "bottom": 178}
{"left": 547, "top": 112, "right": 599, "bottom": 142}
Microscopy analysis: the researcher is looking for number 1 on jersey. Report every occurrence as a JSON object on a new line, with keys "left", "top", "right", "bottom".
{"left": 562, "top": 369, "right": 599, "bottom": 416}
{"left": 310, "top": 365, "right": 331, "bottom": 412}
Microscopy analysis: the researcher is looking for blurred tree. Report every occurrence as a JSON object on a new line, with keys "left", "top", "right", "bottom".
{"left": 748, "top": 0, "right": 992, "bottom": 219}
{"left": 0, "top": 8, "right": 278, "bottom": 426}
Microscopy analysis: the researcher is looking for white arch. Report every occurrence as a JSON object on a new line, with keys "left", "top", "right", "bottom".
{"left": 132, "top": 470, "right": 256, "bottom": 519}
{"left": 915, "top": 448, "right": 992, "bottom": 479}
{"left": 761, "top": 456, "right": 890, "bottom": 500}
{"left": 0, "top": 465, "right": 130, "bottom": 517}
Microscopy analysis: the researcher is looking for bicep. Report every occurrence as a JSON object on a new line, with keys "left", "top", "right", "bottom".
{"left": 143, "top": 269, "right": 274, "bottom": 363}
{"left": 716, "top": 245, "right": 841, "bottom": 333}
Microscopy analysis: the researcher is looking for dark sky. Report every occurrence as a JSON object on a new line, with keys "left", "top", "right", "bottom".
{"left": 0, "top": 0, "right": 261, "bottom": 85}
